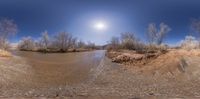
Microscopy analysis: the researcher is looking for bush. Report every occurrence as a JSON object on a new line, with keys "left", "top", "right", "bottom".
{"left": 18, "top": 37, "right": 36, "bottom": 51}
{"left": 0, "top": 49, "right": 11, "bottom": 57}
{"left": 180, "top": 36, "right": 199, "bottom": 50}
{"left": 107, "top": 32, "right": 141, "bottom": 51}
{"left": 121, "top": 32, "right": 138, "bottom": 50}
{"left": 107, "top": 37, "right": 121, "bottom": 51}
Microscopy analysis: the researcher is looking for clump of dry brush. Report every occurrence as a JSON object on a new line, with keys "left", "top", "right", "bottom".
{"left": 106, "top": 19, "right": 200, "bottom": 72}
{"left": 106, "top": 22, "right": 172, "bottom": 65}
{"left": 107, "top": 22, "right": 171, "bottom": 53}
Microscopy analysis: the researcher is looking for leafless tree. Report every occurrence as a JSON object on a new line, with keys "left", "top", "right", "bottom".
{"left": 77, "top": 40, "right": 86, "bottom": 48}
{"left": 53, "top": 32, "right": 76, "bottom": 52}
{"left": 147, "top": 23, "right": 157, "bottom": 44}
{"left": 191, "top": 18, "right": 200, "bottom": 48}
{"left": 69, "top": 37, "right": 77, "bottom": 49}
{"left": 39, "top": 31, "right": 49, "bottom": 50}
{"left": 86, "top": 41, "right": 96, "bottom": 49}
{"left": 191, "top": 18, "right": 200, "bottom": 36}
{"left": 120, "top": 32, "right": 138, "bottom": 50}
{"left": 147, "top": 22, "right": 171, "bottom": 45}
{"left": 109, "top": 36, "right": 120, "bottom": 50}
{"left": 18, "top": 36, "right": 35, "bottom": 51}
{"left": 0, "top": 18, "right": 18, "bottom": 49}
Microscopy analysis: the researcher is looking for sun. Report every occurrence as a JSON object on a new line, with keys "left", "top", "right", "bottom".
{"left": 94, "top": 22, "right": 106, "bottom": 30}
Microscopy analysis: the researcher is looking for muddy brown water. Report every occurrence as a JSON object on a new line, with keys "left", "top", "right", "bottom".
{"left": 10, "top": 50, "right": 105, "bottom": 88}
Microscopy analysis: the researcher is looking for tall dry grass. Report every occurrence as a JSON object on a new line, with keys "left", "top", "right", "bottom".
{"left": 0, "top": 49, "right": 11, "bottom": 57}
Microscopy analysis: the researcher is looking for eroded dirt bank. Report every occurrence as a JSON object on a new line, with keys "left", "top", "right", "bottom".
{"left": 0, "top": 50, "right": 200, "bottom": 98}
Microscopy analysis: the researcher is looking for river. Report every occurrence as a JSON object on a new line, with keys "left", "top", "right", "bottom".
{"left": 14, "top": 50, "right": 105, "bottom": 85}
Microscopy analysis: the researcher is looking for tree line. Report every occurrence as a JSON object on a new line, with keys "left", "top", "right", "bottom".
{"left": 1, "top": 17, "right": 200, "bottom": 52}
{"left": 18, "top": 31, "right": 97, "bottom": 52}
{"left": 0, "top": 18, "right": 97, "bottom": 52}
{"left": 108, "top": 22, "right": 171, "bottom": 52}
{"left": 108, "top": 20, "right": 200, "bottom": 51}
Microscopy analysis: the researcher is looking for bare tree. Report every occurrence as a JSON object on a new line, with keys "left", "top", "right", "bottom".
{"left": 77, "top": 40, "right": 86, "bottom": 48}
{"left": 70, "top": 37, "right": 77, "bottom": 49}
{"left": 191, "top": 18, "right": 200, "bottom": 36}
{"left": 86, "top": 41, "right": 96, "bottom": 49}
{"left": 18, "top": 37, "right": 35, "bottom": 51}
{"left": 40, "top": 31, "right": 49, "bottom": 50}
{"left": 147, "top": 23, "right": 157, "bottom": 44}
{"left": 53, "top": 32, "right": 76, "bottom": 52}
{"left": 120, "top": 32, "right": 138, "bottom": 50}
{"left": 147, "top": 22, "right": 171, "bottom": 45}
{"left": 0, "top": 18, "right": 18, "bottom": 49}
{"left": 109, "top": 36, "right": 120, "bottom": 50}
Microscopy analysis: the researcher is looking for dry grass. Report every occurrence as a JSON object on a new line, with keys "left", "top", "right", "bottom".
{"left": 138, "top": 49, "right": 200, "bottom": 78}
{"left": 107, "top": 49, "right": 200, "bottom": 77}
{"left": 107, "top": 49, "right": 162, "bottom": 66}
{"left": 0, "top": 49, "right": 12, "bottom": 57}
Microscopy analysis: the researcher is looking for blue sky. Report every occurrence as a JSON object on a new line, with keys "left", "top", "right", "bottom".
{"left": 1, "top": 0, "right": 200, "bottom": 45}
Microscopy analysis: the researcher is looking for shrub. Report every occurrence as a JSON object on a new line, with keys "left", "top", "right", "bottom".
{"left": 180, "top": 35, "right": 199, "bottom": 50}
{"left": 108, "top": 32, "right": 146, "bottom": 51}
{"left": 0, "top": 49, "right": 11, "bottom": 57}
{"left": 18, "top": 37, "right": 36, "bottom": 51}
{"left": 0, "top": 18, "right": 18, "bottom": 50}
{"left": 147, "top": 22, "right": 171, "bottom": 45}
{"left": 52, "top": 32, "right": 77, "bottom": 52}
{"left": 108, "top": 37, "right": 121, "bottom": 50}
{"left": 121, "top": 32, "right": 139, "bottom": 50}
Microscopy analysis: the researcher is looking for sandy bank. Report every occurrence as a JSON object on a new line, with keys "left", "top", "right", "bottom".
{"left": 0, "top": 49, "right": 12, "bottom": 57}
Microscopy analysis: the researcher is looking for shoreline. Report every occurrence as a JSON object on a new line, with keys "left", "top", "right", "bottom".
{"left": 0, "top": 49, "right": 200, "bottom": 98}
{"left": 13, "top": 49, "right": 97, "bottom": 54}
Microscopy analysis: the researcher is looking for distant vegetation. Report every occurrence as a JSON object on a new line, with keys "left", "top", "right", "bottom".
{"left": 107, "top": 22, "right": 170, "bottom": 52}
{"left": 0, "top": 18, "right": 99, "bottom": 53}
{"left": 18, "top": 31, "right": 99, "bottom": 52}
{"left": 107, "top": 19, "right": 200, "bottom": 52}
{"left": 1, "top": 17, "right": 200, "bottom": 54}
{"left": 178, "top": 18, "right": 200, "bottom": 50}
{"left": 0, "top": 18, "right": 17, "bottom": 50}
{"left": 0, "top": 18, "right": 17, "bottom": 57}
{"left": 180, "top": 36, "right": 199, "bottom": 50}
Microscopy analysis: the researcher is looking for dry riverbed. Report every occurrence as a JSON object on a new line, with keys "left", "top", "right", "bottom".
{"left": 0, "top": 50, "right": 200, "bottom": 98}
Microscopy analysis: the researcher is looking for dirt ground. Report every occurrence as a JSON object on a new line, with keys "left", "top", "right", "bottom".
{"left": 0, "top": 50, "right": 200, "bottom": 98}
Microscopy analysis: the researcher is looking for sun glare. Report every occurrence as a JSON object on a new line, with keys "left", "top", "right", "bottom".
{"left": 94, "top": 22, "right": 106, "bottom": 30}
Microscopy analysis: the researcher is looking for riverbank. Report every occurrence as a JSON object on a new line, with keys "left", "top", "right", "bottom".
{"left": 0, "top": 50, "right": 200, "bottom": 98}
{"left": 106, "top": 49, "right": 200, "bottom": 74}
{"left": 19, "top": 48, "right": 95, "bottom": 53}
{"left": 0, "top": 49, "right": 12, "bottom": 57}
{"left": 106, "top": 49, "right": 166, "bottom": 66}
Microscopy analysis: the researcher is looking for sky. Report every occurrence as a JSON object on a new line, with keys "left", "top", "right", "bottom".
{"left": 1, "top": 0, "right": 200, "bottom": 45}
